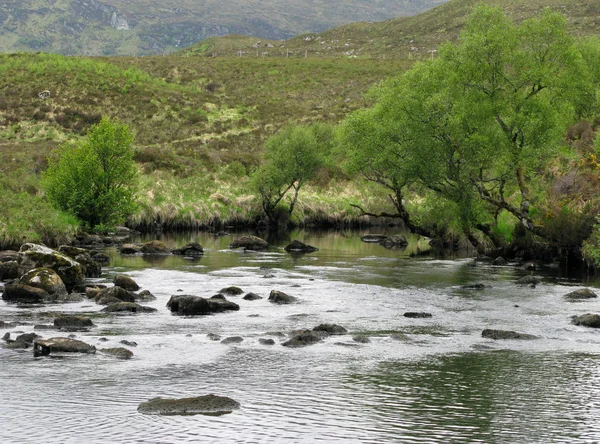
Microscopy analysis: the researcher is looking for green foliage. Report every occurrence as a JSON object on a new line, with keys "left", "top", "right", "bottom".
{"left": 339, "top": 5, "right": 597, "bottom": 247}
{"left": 251, "top": 123, "right": 335, "bottom": 223}
{"left": 0, "top": 172, "right": 79, "bottom": 249}
{"left": 42, "top": 117, "right": 138, "bottom": 228}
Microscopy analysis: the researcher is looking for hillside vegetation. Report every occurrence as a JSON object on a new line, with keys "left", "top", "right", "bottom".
{"left": 0, "top": 0, "right": 447, "bottom": 56}
{"left": 181, "top": 0, "right": 600, "bottom": 59}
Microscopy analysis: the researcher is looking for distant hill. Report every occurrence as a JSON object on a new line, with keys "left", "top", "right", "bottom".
{"left": 179, "top": 0, "right": 600, "bottom": 59}
{"left": 0, "top": 0, "right": 448, "bottom": 56}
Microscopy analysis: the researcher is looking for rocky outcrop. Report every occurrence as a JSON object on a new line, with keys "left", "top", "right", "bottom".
{"left": 171, "top": 242, "right": 204, "bottom": 257}
{"left": 101, "top": 302, "right": 158, "bottom": 313}
{"left": 571, "top": 313, "right": 600, "bottom": 328}
{"left": 284, "top": 240, "right": 318, "bottom": 253}
{"left": 114, "top": 274, "right": 140, "bottom": 291}
{"left": 33, "top": 337, "right": 96, "bottom": 356}
{"left": 481, "top": 329, "right": 538, "bottom": 340}
{"left": 564, "top": 288, "right": 597, "bottom": 301}
{"left": 137, "top": 395, "right": 240, "bottom": 416}
{"left": 167, "top": 295, "right": 240, "bottom": 315}
{"left": 18, "top": 243, "right": 84, "bottom": 289}
{"left": 17, "top": 268, "right": 68, "bottom": 300}
{"left": 268, "top": 290, "right": 297, "bottom": 304}
{"left": 229, "top": 235, "right": 268, "bottom": 251}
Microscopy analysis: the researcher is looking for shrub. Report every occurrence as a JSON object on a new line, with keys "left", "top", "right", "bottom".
{"left": 42, "top": 117, "right": 138, "bottom": 228}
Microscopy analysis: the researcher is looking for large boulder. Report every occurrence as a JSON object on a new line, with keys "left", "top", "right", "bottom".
{"left": 17, "top": 268, "right": 68, "bottom": 300}
{"left": 114, "top": 274, "right": 140, "bottom": 291}
{"left": 284, "top": 240, "right": 318, "bottom": 254}
{"left": 140, "top": 240, "right": 170, "bottom": 255}
{"left": 33, "top": 337, "right": 96, "bottom": 356}
{"left": 2, "top": 283, "right": 51, "bottom": 302}
{"left": 229, "top": 235, "right": 268, "bottom": 251}
{"left": 268, "top": 290, "right": 297, "bottom": 304}
{"left": 94, "top": 286, "right": 136, "bottom": 304}
{"left": 564, "top": 288, "right": 597, "bottom": 301}
{"left": 171, "top": 242, "right": 204, "bottom": 257}
{"left": 571, "top": 313, "right": 600, "bottom": 328}
{"left": 481, "top": 329, "right": 538, "bottom": 340}
{"left": 18, "top": 243, "right": 84, "bottom": 289}
{"left": 137, "top": 395, "right": 240, "bottom": 416}
{"left": 167, "top": 295, "right": 240, "bottom": 315}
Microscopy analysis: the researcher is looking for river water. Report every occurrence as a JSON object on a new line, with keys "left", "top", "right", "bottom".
{"left": 1, "top": 229, "right": 600, "bottom": 443}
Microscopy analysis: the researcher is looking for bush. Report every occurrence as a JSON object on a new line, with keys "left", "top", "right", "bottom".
{"left": 42, "top": 117, "right": 138, "bottom": 228}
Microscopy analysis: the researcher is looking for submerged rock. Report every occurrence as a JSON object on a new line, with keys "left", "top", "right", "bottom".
{"left": 282, "top": 330, "right": 323, "bottom": 347}
{"left": 94, "top": 286, "right": 136, "bottom": 304}
{"left": 571, "top": 313, "right": 600, "bottom": 328}
{"left": 516, "top": 276, "right": 541, "bottom": 285}
{"left": 167, "top": 295, "right": 240, "bottom": 315}
{"left": 243, "top": 292, "right": 263, "bottom": 301}
{"left": 114, "top": 275, "right": 140, "bottom": 291}
{"left": 219, "top": 286, "right": 244, "bottom": 296}
{"left": 379, "top": 235, "right": 408, "bottom": 250}
{"left": 100, "top": 347, "right": 134, "bottom": 359}
{"left": 284, "top": 240, "right": 318, "bottom": 254}
{"left": 140, "top": 240, "right": 170, "bottom": 255}
{"left": 101, "top": 302, "right": 158, "bottom": 313}
{"left": 360, "top": 234, "right": 388, "bottom": 243}
{"left": 481, "top": 329, "right": 538, "bottom": 340}
{"left": 137, "top": 395, "right": 240, "bottom": 416}
{"left": 171, "top": 242, "right": 204, "bottom": 257}
{"left": 461, "top": 283, "right": 491, "bottom": 290}
{"left": 268, "top": 290, "right": 298, "bottom": 304}
{"left": 312, "top": 324, "right": 348, "bottom": 335}
{"left": 229, "top": 235, "right": 268, "bottom": 251}
{"left": 33, "top": 337, "right": 96, "bottom": 356}
{"left": 564, "top": 288, "right": 597, "bottom": 301}
{"left": 403, "top": 312, "right": 433, "bottom": 318}
{"left": 54, "top": 315, "right": 94, "bottom": 330}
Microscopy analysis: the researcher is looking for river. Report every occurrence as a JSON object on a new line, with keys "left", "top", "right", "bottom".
{"left": 1, "top": 229, "right": 600, "bottom": 443}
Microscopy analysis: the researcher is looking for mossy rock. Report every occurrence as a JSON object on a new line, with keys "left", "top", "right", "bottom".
{"left": 229, "top": 235, "right": 268, "bottom": 251}
{"left": 54, "top": 315, "right": 95, "bottom": 329}
{"left": 17, "top": 267, "right": 68, "bottom": 300}
{"left": 571, "top": 313, "right": 600, "bottom": 328}
{"left": 312, "top": 324, "right": 347, "bottom": 335}
{"left": 94, "top": 286, "right": 136, "bottom": 304}
{"left": 114, "top": 274, "right": 141, "bottom": 291}
{"left": 564, "top": 288, "right": 597, "bottom": 301}
{"left": 33, "top": 337, "right": 96, "bottom": 356}
{"left": 18, "top": 243, "right": 84, "bottom": 289}
{"left": 481, "top": 329, "right": 538, "bottom": 340}
{"left": 167, "top": 295, "right": 240, "bottom": 315}
{"left": 100, "top": 347, "right": 134, "bottom": 359}
{"left": 137, "top": 394, "right": 240, "bottom": 416}
{"left": 101, "top": 302, "right": 158, "bottom": 313}
{"left": 282, "top": 330, "right": 323, "bottom": 347}
{"left": 268, "top": 290, "right": 297, "bottom": 304}
{"left": 219, "top": 286, "right": 244, "bottom": 296}
{"left": 284, "top": 240, "right": 318, "bottom": 253}
{"left": 140, "top": 240, "right": 170, "bottom": 255}
{"left": 2, "top": 283, "right": 51, "bottom": 302}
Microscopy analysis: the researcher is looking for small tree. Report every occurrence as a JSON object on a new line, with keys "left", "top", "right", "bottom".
{"left": 251, "top": 123, "right": 334, "bottom": 224}
{"left": 43, "top": 117, "right": 138, "bottom": 229}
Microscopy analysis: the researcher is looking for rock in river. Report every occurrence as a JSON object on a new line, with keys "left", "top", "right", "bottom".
{"left": 33, "top": 337, "right": 96, "bottom": 357}
{"left": 312, "top": 324, "right": 348, "bottom": 335}
{"left": 2, "top": 284, "right": 51, "bottom": 303}
{"left": 404, "top": 312, "right": 433, "bottom": 318}
{"left": 268, "top": 290, "right": 298, "bottom": 304}
{"left": 564, "top": 288, "right": 597, "bottom": 301}
{"left": 100, "top": 347, "right": 134, "bottom": 359}
{"left": 138, "top": 394, "right": 240, "bottom": 416}
{"left": 219, "top": 286, "right": 244, "bottom": 296}
{"left": 229, "top": 235, "right": 268, "bottom": 251}
{"left": 284, "top": 240, "right": 318, "bottom": 254}
{"left": 101, "top": 302, "right": 158, "bottom": 313}
{"left": 114, "top": 274, "right": 141, "bottom": 291}
{"left": 171, "top": 242, "right": 204, "bottom": 257}
{"left": 18, "top": 243, "right": 84, "bottom": 289}
{"left": 481, "top": 329, "right": 538, "bottom": 340}
{"left": 94, "top": 286, "right": 136, "bottom": 304}
{"left": 167, "top": 295, "right": 240, "bottom": 315}
{"left": 54, "top": 315, "right": 95, "bottom": 330}
{"left": 571, "top": 313, "right": 600, "bottom": 328}
{"left": 140, "top": 240, "right": 171, "bottom": 255}
{"left": 282, "top": 330, "right": 323, "bottom": 347}
{"left": 17, "top": 267, "right": 68, "bottom": 300}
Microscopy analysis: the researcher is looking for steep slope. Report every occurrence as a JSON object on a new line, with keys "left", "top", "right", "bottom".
{"left": 0, "top": 0, "right": 448, "bottom": 55}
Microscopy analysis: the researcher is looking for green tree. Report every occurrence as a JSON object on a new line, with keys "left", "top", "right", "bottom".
{"left": 251, "top": 123, "right": 334, "bottom": 225}
{"left": 340, "top": 6, "right": 597, "bottom": 248}
{"left": 43, "top": 117, "right": 138, "bottom": 229}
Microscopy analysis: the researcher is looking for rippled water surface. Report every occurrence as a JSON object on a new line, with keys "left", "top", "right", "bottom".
{"left": 2, "top": 229, "right": 600, "bottom": 443}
